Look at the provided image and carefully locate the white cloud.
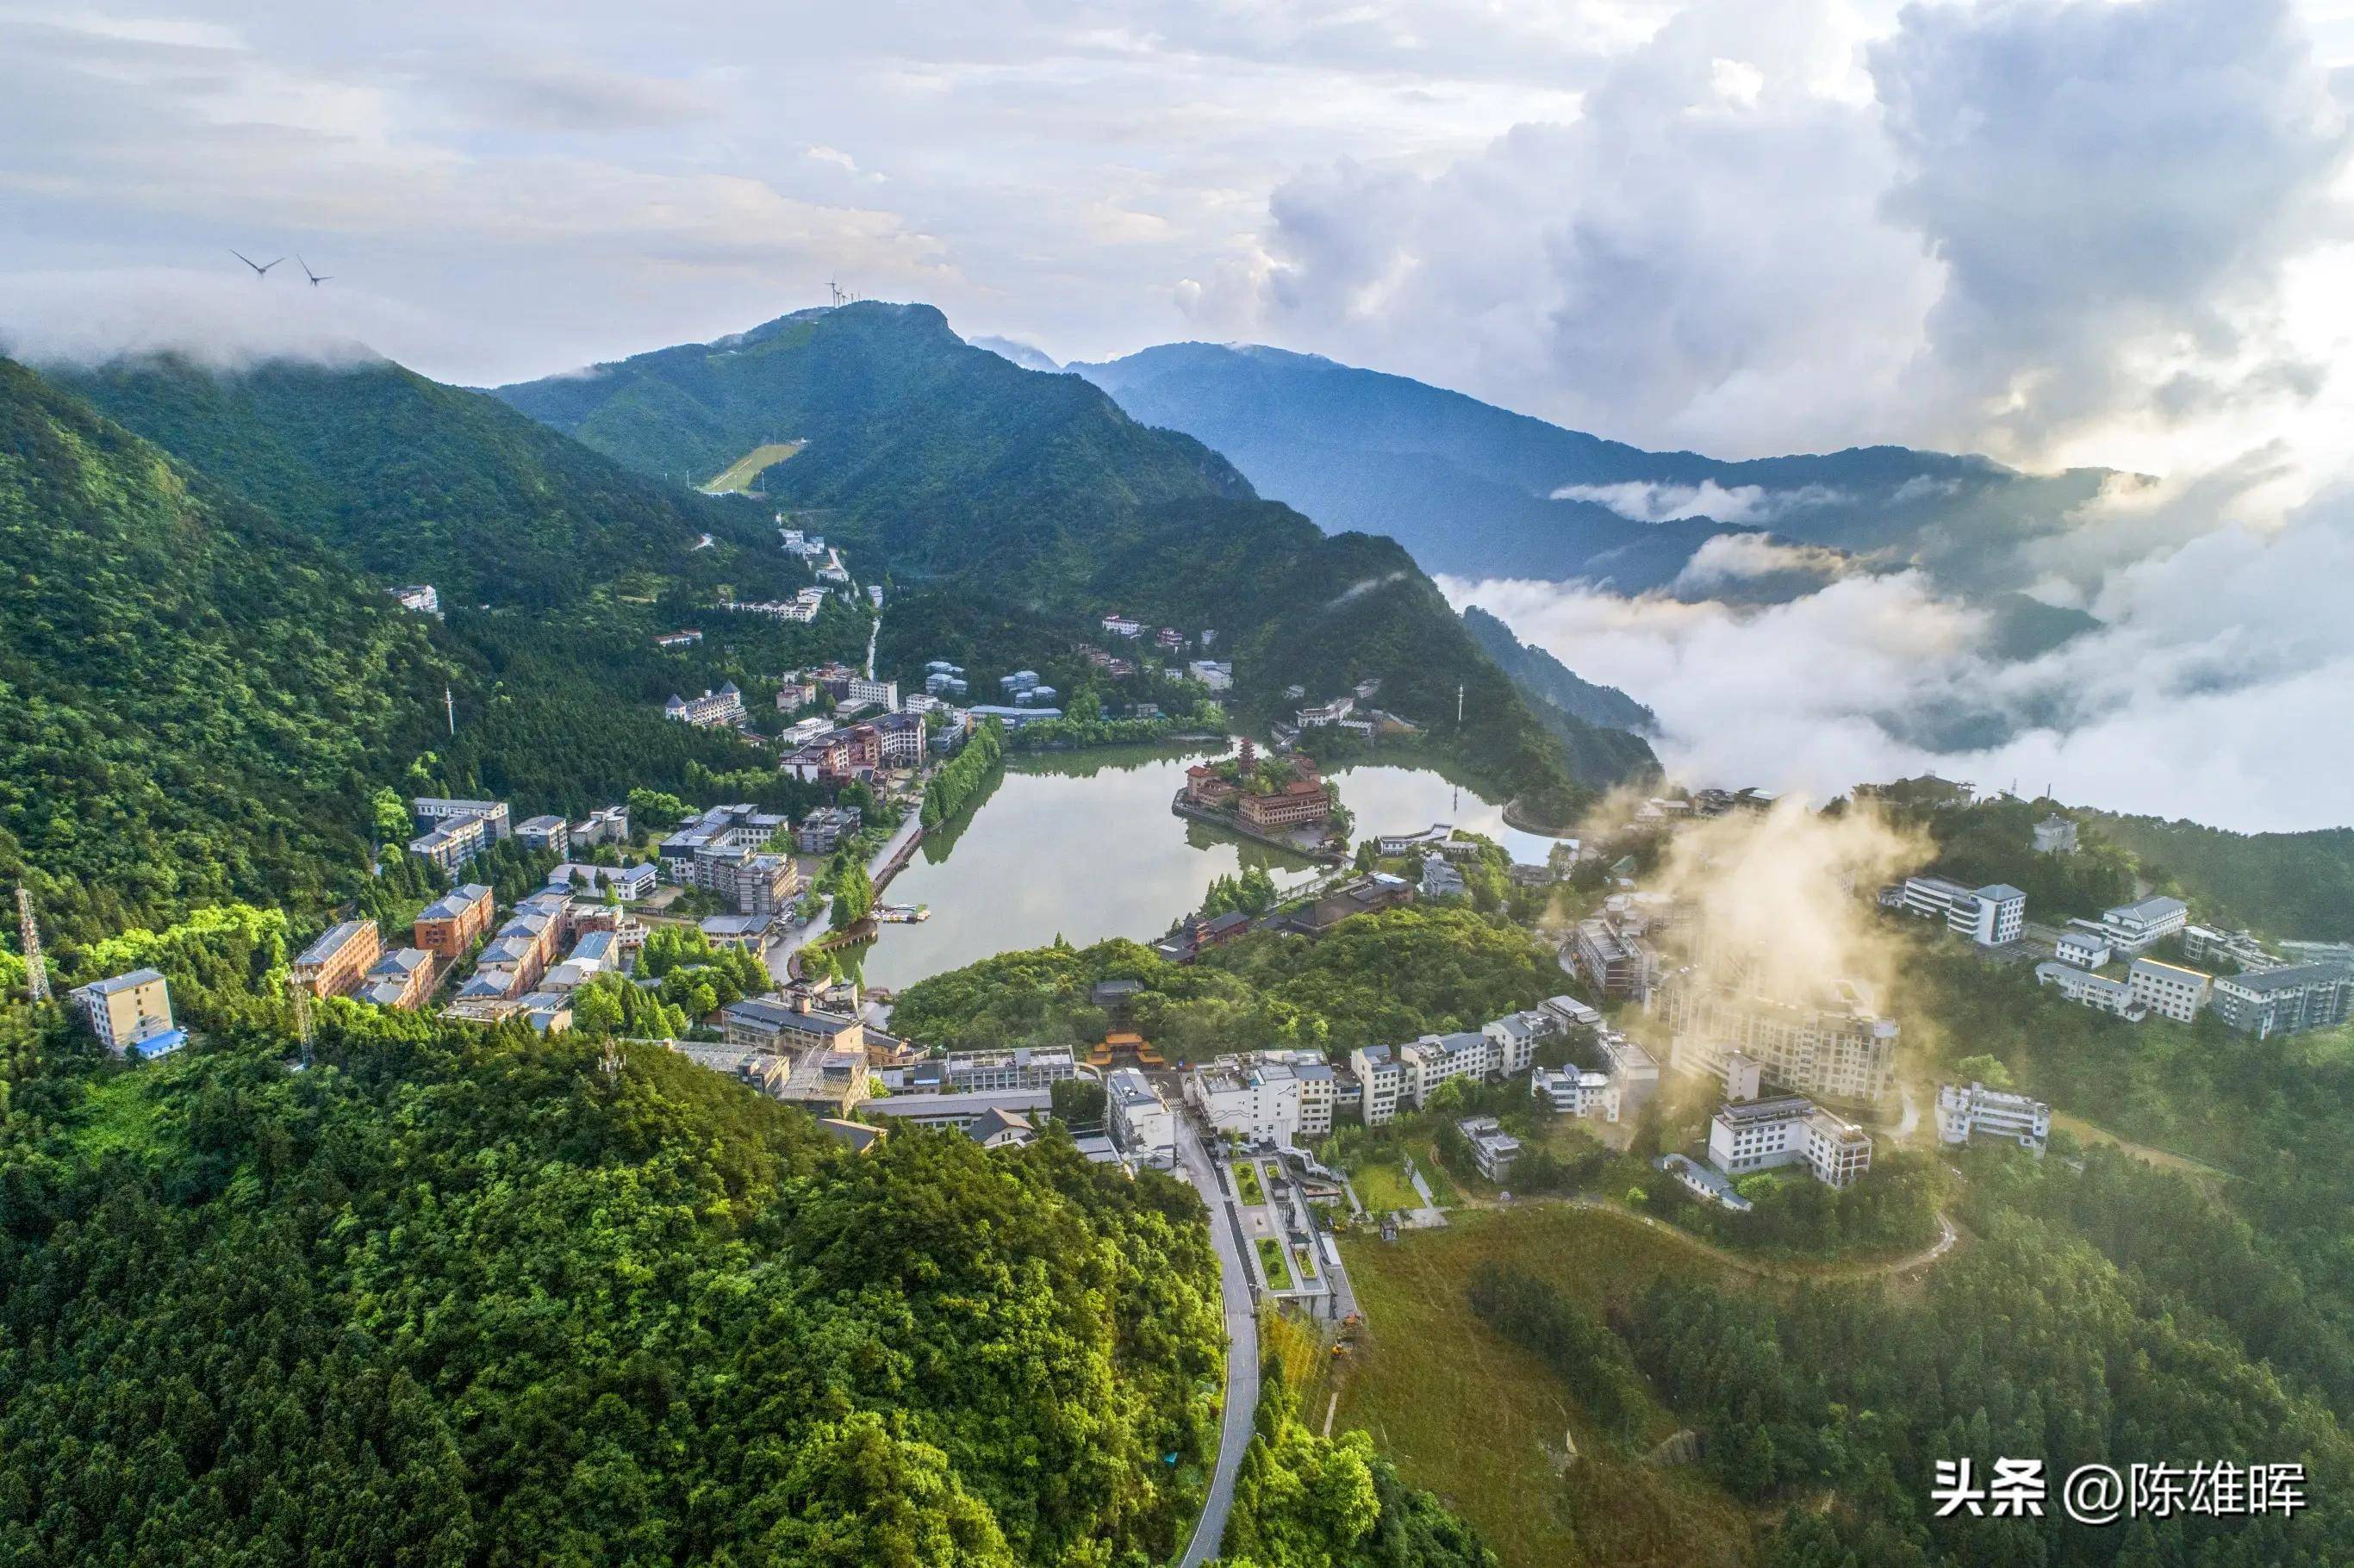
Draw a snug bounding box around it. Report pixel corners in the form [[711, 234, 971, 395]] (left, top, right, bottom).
[[1669, 532, 1848, 591], [1444, 482, 2354, 831], [1552, 477, 1849, 524]]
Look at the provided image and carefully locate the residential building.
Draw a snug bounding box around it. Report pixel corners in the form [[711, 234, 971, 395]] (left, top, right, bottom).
[[362, 948, 434, 1010], [1420, 856, 1467, 899], [1660, 971, 1900, 1105], [408, 812, 489, 873], [1457, 1117, 1522, 1182], [934, 1048, 1078, 1093], [414, 883, 495, 960], [660, 803, 788, 880], [2053, 922, 2114, 970], [1532, 1065, 1621, 1122], [545, 862, 657, 902], [1186, 659, 1233, 692], [874, 711, 927, 768], [1571, 914, 1659, 1000], [665, 685, 746, 727], [515, 814, 570, 857], [1348, 1045, 1408, 1126], [71, 968, 182, 1057], [413, 798, 511, 839], [470, 910, 560, 998], [292, 919, 381, 999], [1102, 613, 1143, 638], [2033, 816, 2080, 855], [2096, 895, 2190, 954], [2034, 960, 2145, 1021], [1186, 1057, 1305, 1147], [1894, 874, 2027, 946], [1706, 1095, 1874, 1188], [777, 681, 819, 712], [2209, 963, 2354, 1039], [572, 803, 631, 848], [847, 675, 899, 710], [1107, 1068, 1176, 1163], [720, 994, 868, 1055], [795, 806, 863, 854], [1936, 1081, 2051, 1154], [2127, 957, 2212, 1023], [2183, 924, 2280, 972], [389, 583, 440, 616]]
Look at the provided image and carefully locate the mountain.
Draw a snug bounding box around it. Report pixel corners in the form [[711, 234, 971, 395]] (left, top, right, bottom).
[[55, 354, 788, 611], [1460, 606, 1654, 734], [0, 357, 454, 943], [495, 302, 1656, 809], [970, 334, 1062, 372], [1072, 341, 2118, 600]]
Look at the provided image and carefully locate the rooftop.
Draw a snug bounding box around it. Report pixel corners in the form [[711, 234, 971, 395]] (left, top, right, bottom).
[[82, 967, 165, 995]]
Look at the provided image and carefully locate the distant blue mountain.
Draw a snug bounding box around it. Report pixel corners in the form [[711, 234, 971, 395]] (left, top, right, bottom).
[[1073, 342, 2117, 601]]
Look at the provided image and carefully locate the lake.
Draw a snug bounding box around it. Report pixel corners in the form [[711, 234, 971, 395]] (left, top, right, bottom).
[[845, 743, 1572, 992]]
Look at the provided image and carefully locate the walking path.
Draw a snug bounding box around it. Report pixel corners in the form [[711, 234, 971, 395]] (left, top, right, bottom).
[[1504, 1195, 1961, 1285], [1176, 1117, 1260, 1568]]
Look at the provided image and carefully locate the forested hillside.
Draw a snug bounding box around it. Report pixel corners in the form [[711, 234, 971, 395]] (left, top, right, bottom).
[[495, 302, 1619, 813], [0, 358, 453, 944], [2092, 815, 2354, 941], [0, 1002, 1227, 1565], [57, 354, 788, 610]]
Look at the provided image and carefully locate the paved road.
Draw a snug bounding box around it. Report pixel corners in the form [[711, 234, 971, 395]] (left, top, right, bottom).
[[1176, 1117, 1260, 1568]]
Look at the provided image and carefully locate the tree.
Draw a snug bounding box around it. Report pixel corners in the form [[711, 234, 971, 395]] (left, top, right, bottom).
[[1953, 1052, 2016, 1091]]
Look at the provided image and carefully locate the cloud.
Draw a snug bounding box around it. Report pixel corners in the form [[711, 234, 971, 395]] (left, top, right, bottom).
[[1193, 0, 2354, 498], [0, 268, 408, 370], [1668, 532, 1848, 592], [1552, 478, 1850, 524], [1442, 479, 2354, 832]]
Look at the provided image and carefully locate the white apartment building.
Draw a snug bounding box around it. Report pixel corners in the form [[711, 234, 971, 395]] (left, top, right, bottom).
[[2034, 960, 2144, 1019], [2054, 923, 2114, 969], [2096, 895, 2189, 954], [1935, 1081, 2051, 1154], [1896, 874, 2026, 946], [1706, 1095, 1874, 1189], [2183, 925, 2280, 973], [1348, 1045, 1408, 1126], [1531, 1065, 1621, 1122], [1107, 1068, 1175, 1163], [412, 797, 512, 839], [664, 685, 746, 727], [2033, 816, 2079, 855], [1660, 972, 1900, 1105], [1457, 1117, 1521, 1182], [1186, 1057, 1305, 1147], [2127, 957, 2211, 1023]]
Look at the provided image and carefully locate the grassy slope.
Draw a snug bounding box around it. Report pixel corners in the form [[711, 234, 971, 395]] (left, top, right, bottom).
[[1336, 1206, 1759, 1568], [702, 439, 804, 493]]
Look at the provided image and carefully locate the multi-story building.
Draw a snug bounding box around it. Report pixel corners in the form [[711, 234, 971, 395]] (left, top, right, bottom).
[[414, 882, 495, 960], [1532, 1065, 1620, 1121], [1894, 875, 2026, 946], [874, 711, 927, 768], [2182, 924, 2280, 973], [2210, 963, 2354, 1039], [1457, 1117, 1522, 1181], [2033, 816, 2079, 855], [361, 948, 435, 1010], [1936, 1081, 2052, 1154], [71, 968, 183, 1057], [795, 806, 864, 854], [408, 812, 489, 873], [1706, 1095, 1873, 1189], [720, 994, 868, 1055], [571, 803, 630, 848], [1186, 659, 1233, 692], [1236, 759, 1333, 832], [2095, 895, 2189, 954], [292, 918, 382, 999], [1572, 915, 1660, 1000], [931, 1048, 1077, 1093], [515, 814, 570, 857], [664, 685, 746, 727], [413, 798, 511, 839], [654, 629, 702, 649], [389, 583, 440, 616], [2054, 922, 2114, 969], [660, 803, 788, 879], [773, 1048, 870, 1115], [471, 909, 559, 997], [1101, 613, 1143, 638], [1348, 1045, 1408, 1126], [1295, 696, 1354, 728], [1107, 1068, 1176, 1163], [1660, 971, 1899, 1105], [2035, 959, 2144, 1020], [545, 862, 657, 902], [1420, 856, 1467, 899], [846, 675, 899, 710], [1186, 1057, 1305, 1147], [2127, 957, 2212, 1023]]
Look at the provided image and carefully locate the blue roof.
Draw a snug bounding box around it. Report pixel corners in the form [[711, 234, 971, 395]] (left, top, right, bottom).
[[128, 1028, 188, 1060]]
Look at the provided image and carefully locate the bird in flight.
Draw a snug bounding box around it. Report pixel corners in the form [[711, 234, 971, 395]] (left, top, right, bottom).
[[297, 255, 332, 287], [230, 249, 283, 278]]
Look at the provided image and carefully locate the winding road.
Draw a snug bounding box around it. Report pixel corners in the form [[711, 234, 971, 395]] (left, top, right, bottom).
[[1175, 1117, 1259, 1568]]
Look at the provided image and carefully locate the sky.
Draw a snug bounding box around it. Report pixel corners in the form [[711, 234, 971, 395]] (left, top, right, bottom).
[[5, 0, 2353, 830]]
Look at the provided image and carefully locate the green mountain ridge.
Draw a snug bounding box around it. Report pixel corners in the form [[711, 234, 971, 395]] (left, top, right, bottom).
[[0, 357, 455, 943], [494, 301, 1658, 805]]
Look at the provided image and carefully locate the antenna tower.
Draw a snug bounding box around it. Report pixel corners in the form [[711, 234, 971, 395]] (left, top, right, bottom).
[[600, 1038, 624, 1083], [16, 887, 49, 1004]]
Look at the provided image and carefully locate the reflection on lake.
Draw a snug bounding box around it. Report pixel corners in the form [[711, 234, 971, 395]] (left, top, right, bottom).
[[1329, 762, 1572, 866], [848, 744, 1573, 992], [851, 744, 1319, 991]]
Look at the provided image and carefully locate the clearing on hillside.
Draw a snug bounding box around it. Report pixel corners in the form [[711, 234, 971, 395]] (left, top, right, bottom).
[[701, 440, 805, 494], [1334, 1204, 1760, 1568]]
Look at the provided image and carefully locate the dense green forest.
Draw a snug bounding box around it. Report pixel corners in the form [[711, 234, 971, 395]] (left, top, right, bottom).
[[56, 354, 793, 610], [0, 358, 454, 947], [2092, 814, 2354, 941], [0, 999, 1227, 1565], [889, 905, 1555, 1060], [494, 302, 1614, 813]]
